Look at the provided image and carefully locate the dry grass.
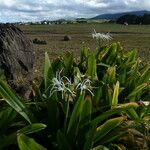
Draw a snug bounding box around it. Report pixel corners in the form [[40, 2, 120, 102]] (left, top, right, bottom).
[[19, 23, 150, 79]]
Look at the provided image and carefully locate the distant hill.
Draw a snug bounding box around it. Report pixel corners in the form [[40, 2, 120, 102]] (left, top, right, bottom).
[[91, 10, 150, 20]]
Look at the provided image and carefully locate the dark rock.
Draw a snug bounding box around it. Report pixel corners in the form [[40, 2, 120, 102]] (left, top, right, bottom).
[[33, 38, 47, 45], [63, 35, 72, 41], [0, 24, 35, 98]]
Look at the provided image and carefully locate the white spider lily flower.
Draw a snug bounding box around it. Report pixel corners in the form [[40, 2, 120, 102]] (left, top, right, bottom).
[[76, 78, 94, 96], [48, 71, 73, 99], [137, 100, 150, 106], [92, 29, 112, 41], [143, 101, 150, 106]]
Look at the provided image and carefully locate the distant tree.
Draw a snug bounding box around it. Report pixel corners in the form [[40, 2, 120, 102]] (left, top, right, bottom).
[[108, 20, 116, 23], [76, 20, 87, 23], [142, 14, 150, 24], [116, 14, 141, 24]]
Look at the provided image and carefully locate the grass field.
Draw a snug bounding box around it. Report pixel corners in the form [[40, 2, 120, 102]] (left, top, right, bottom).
[[1, 22, 149, 150], [19, 23, 150, 79]]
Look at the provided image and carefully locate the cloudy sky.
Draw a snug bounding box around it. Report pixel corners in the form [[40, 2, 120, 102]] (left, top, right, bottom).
[[0, 0, 150, 22]]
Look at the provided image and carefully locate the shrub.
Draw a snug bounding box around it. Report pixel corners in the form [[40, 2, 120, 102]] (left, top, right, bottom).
[[0, 42, 149, 150]]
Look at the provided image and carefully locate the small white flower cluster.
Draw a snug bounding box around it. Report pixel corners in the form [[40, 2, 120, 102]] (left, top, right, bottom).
[[48, 70, 94, 99], [76, 79, 94, 96], [92, 29, 112, 41], [48, 70, 73, 99]]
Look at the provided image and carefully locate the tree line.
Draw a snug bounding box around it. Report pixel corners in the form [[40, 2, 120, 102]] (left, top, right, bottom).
[[117, 14, 150, 24]]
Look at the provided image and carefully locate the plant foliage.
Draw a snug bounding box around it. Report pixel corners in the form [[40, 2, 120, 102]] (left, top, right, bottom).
[[0, 42, 149, 150]]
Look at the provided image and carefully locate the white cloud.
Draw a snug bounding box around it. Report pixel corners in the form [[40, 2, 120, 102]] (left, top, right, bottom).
[[1, 0, 18, 7], [0, 0, 150, 22]]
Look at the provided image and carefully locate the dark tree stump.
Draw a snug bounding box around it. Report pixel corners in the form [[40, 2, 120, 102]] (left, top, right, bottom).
[[0, 24, 35, 98]]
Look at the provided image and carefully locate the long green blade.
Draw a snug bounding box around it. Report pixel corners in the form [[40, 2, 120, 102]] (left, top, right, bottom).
[[94, 117, 125, 143], [17, 134, 47, 150], [128, 83, 147, 101], [91, 102, 138, 125], [18, 123, 47, 135], [86, 54, 98, 81], [44, 52, 54, 91], [112, 81, 119, 106], [92, 145, 109, 150], [57, 130, 71, 150], [0, 80, 33, 123], [67, 93, 85, 133]]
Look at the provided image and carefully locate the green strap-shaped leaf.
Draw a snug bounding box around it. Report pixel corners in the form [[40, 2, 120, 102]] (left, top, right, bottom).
[[18, 123, 47, 135], [44, 52, 51, 90], [126, 108, 139, 119], [47, 98, 59, 133], [80, 48, 89, 63], [86, 54, 98, 81], [91, 102, 138, 125], [101, 126, 125, 144], [17, 133, 47, 150], [80, 96, 92, 123], [44, 52, 55, 92], [32, 81, 44, 103], [57, 130, 71, 150], [0, 80, 34, 123], [94, 117, 125, 143], [0, 107, 16, 132], [128, 83, 147, 102], [96, 46, 110, 62], [0, 133, 17, 149], [138, 66, 150, 85], [83, 123, 97, 150], [125, 49, 137, 63], [67, 93, 85, 133], [103, 66, 116, 84], [63, 52, 74, 76], [92, 145, 109, 150], [106, 43, 117, 65], [128, 60, 140, 87], [112, 81, 119, 106]]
